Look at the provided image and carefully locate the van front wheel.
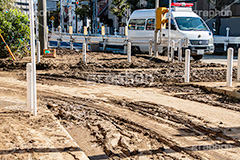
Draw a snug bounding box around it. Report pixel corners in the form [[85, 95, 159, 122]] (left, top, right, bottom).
[[192, 55, 203, 61], [131, 46, 141, 55]]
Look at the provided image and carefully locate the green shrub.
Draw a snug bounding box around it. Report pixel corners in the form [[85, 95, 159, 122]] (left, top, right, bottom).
[[0, 9, 30, 58]]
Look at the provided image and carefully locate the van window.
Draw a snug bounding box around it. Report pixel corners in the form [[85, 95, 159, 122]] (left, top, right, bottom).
[[146, 19, 155, 30], [128, 19, 145, 30], [175, 17, 209, 31]]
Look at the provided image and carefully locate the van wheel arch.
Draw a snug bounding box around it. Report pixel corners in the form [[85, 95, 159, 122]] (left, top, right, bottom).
[[131, 46, 141, 54]]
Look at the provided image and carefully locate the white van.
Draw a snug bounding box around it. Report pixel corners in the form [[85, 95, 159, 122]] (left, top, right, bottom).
[[127, 3, 214, 60]]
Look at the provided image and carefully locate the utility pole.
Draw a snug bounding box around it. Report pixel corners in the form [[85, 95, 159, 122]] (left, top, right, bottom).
[[60, 0, 64, 31], [154, 0, 159, 57], [68, 0, 72, 32], [38, 0, 47, 54], [168, 0, 172, 61], [34, 0, 38, 40], [75, 2, 78, 33], [92, 0, 98, 34]]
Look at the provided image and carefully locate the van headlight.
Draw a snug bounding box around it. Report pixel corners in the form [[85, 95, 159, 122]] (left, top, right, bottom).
[[209, 38, 214, 45]]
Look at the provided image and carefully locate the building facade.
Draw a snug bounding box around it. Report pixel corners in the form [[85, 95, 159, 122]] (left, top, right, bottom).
[[194, 0, 240, 36]]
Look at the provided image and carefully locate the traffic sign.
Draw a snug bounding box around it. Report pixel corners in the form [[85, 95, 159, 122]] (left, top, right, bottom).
[[50, 16, 55, 21]]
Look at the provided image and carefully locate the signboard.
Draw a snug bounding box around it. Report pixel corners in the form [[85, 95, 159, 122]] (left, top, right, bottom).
[[43, 49, 56, 58]]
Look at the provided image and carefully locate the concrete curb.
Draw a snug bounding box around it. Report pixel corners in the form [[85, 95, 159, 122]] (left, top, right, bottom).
[[189, 83, 240, 99], [57, 120, 90, 160]]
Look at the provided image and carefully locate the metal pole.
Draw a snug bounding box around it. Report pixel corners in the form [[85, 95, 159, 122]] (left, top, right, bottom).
[[83, 42, 87, 63], [168, 0, 172, 61], [29, 0, 37, 116], [224, 27, 230, 51], [58, 26, 61, 48], [60, 0, 64, 31], [92, 0, 98, 35], [238, 48, 240, 81], [185, 49, 190, 83], [37, 41, 40, 63], [154, 0, 159, 57], [75, 3, 78, 33], [171, 40, 175, 62], [34, 0, 38, 40], [227, 48, 234, 87], [95, 0, 98, 34], [38, 0, 47, 55], [68, 0, 72, 32], [51, 20, 54, 34], [149, 39, 153, 56]]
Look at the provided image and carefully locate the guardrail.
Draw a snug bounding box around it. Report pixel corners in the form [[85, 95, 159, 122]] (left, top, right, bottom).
[[48, 33, 188, 51], [48, 28, 188, 63]]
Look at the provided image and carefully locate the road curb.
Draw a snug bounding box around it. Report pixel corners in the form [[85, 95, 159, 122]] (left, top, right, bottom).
[[189, 83, 240, 99]]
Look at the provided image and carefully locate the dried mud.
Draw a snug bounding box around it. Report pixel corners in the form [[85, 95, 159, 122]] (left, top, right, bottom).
[[1, 48, 240, 159]]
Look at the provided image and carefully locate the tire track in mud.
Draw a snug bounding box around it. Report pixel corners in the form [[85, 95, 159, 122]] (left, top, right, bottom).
[[41, 95, 201, 159], [40, 93, 239, 160], [108, 100, 240, 146]]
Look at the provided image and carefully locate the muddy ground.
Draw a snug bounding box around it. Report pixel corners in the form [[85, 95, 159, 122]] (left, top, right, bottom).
[[0, 48, 240, 159]]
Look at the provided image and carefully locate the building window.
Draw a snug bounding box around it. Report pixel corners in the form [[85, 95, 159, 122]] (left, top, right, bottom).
[[128, 19, 145, 30], [146, 19, 155, 30]]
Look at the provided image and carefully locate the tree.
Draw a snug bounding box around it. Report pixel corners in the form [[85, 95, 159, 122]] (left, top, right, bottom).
[[127, 0, 156, 12], [0, 8, 30, 58], [0, 0, 14, 11], [75, 5, 92, 27], [126, 0, 141, 11], [110, 0, 129, 24], [75, 0, 93, 30]]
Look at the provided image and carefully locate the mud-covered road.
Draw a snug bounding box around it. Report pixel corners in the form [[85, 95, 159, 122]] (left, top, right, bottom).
[[0, 49, 240, 159]]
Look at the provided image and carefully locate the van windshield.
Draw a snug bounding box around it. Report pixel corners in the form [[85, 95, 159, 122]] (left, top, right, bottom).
[[175, 17, 209, 31]]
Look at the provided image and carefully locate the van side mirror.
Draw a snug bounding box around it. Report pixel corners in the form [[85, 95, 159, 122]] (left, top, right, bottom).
[[171, 24, 176, 30], [212, 22, 216, 32]]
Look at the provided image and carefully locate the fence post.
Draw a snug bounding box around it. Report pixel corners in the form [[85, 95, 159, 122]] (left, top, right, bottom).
[[82, 42, 87, 63], [69, 26, 73, 50], [227, 48, 234, 87], [124, 26, 128, 55], [185, 49, 191, 83], [238, 48, 240, 81], [103, 38, 107, 51], [124, 39, 127, 54], [37, 41, 40, 63], [102, 26, 106, 51], [171, 40, 175, 62], [27, 63, 33, 112], [224, 27, 230, 51], [178, 41, 182, 62], [127, 40, 131, 63], [58, 26, 61, 48], [149, 39, 153, 56]]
